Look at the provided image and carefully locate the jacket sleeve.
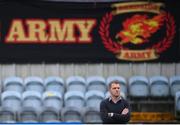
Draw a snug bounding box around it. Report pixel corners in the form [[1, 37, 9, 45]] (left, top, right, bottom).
[[100, 100, 113, 123], [112, 100, 131, 123]]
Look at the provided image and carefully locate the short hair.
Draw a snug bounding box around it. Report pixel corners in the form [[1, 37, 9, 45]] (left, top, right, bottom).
[[108, 80, 120, 89]]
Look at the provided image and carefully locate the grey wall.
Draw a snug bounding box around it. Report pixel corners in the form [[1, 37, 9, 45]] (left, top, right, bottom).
[[0, 63, 179, 79]]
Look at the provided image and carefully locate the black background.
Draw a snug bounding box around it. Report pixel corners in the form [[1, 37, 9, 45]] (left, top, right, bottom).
[[0, 0, 179, 63]]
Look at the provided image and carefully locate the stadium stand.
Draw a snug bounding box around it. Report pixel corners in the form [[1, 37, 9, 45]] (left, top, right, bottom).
[[66, 76, 86, 94], [1, 91, 21, 112], [0, 75, 179, 123], [64, 91, 85, 108], [0, 0, 179, 123], [149, 76, 170, 98], [22, 91, 42, 112], [61, 106, 82, 122], [24, 76, 44, 93], [0, 107, 16, 123], [175, 91, 180, 119], [129, 76, 149, 98], [86, 76, 107, 93], [3, 76, 24, 93], [40, 107, 60, 122], [170, 76, 180, 97], [18, 107, 39, 122], [42, 91, 63, 111], [85, 90, 104, 110], [83, 107, 102, 123], [44, 76, 65, 95]]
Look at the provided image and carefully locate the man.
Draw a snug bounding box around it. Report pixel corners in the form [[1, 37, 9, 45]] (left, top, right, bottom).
[[100, 80, 131, 124]]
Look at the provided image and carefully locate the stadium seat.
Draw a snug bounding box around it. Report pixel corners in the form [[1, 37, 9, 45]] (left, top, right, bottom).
[[129, 76, 149, 98], [18, 107, 39, 122], [85, 90, 104, 110], [175, 91, 180, 112], [40, 107, 60, 122], [83, 107, 102, 123], [44, 76, 65, 94], [22, 91, 42, 112], [61, 106, 82, 122], [107, 76, 127, 95], [86, 76, 107, 93], [64, 91, 85, 108], [24, 76, 44, 93], [3, 76, 24, 93], [170, 76, 180, 96], [1, 91, 21, 112], [0, 107, 16, 123], [66, 76, 86, 93], [149, 76, 170, 97], [42, 91, 63, 111]]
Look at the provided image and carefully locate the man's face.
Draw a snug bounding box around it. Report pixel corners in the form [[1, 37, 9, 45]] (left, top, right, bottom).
[[109, 83, 120, 97]]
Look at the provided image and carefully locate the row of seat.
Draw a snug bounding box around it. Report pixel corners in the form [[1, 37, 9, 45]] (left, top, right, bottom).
[[2, 89, 179, 111], [0, 90, 180, 122], [0, 90, 106, 112], [2, 75, 180, 97], [176, 91, 180, 113], [1, 90, 180, 123], [0, 106, 101, 123]]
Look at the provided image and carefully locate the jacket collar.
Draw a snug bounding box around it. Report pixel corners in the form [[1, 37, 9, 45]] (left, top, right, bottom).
[[109, 96, 122, 103]]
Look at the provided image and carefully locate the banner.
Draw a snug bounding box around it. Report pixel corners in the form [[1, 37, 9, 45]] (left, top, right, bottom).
[[0, 0, 179, 63]]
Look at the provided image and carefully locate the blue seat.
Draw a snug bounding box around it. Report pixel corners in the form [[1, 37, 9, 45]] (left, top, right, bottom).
[[85, 90, 104, 110], [24, 76, 44, 93], [40, 107, 60, 122], [42, 91, 63, 111], [22, 91, 42, 112], [86, 76, 107, 93], [18, 107, 39, 122], [44, 76, 65, 94], [83, 107, 102, 123], [0, 107, 16, 123], [1, 91, 21, 112], [175, 91, 180, 113], [150, 76, 169, 97], [66, 76, 86, 94], [170, 76, 180, 97], [107, 76, 127, 95], [3, 76, 24, 93], [64, 91, 85, 108], [61, 106, 82, 122], [129, 76, 149, 98]]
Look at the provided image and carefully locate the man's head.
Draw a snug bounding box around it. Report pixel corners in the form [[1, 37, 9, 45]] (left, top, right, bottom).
[[108, 80, 121, 98]]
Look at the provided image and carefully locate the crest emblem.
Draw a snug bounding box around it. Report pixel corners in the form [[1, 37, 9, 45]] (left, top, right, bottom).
[[99, 2, 176, 61]]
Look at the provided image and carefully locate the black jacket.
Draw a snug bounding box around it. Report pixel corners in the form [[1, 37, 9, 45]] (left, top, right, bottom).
[[100, 97, 131, 124]]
